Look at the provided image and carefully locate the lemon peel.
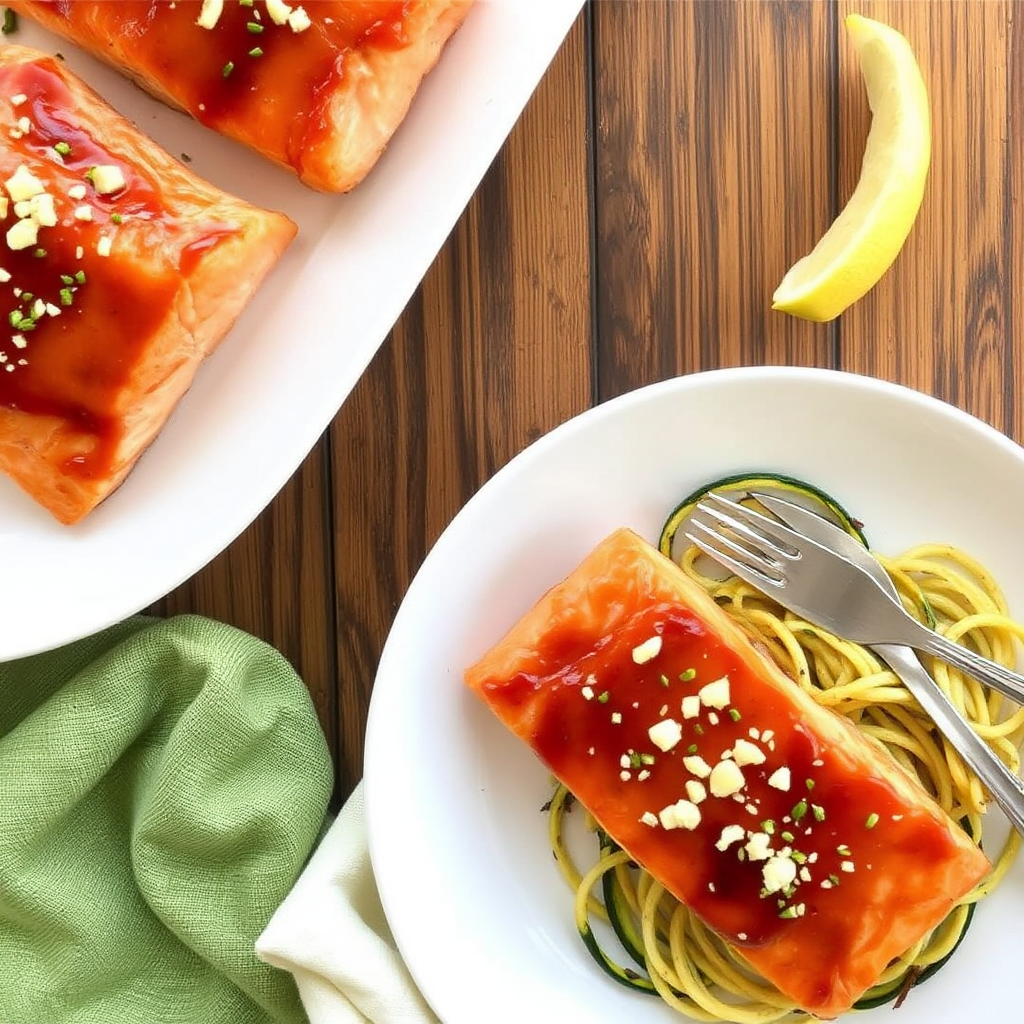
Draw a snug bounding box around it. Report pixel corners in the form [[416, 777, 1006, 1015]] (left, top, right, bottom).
[[772, 13, 931, 323]]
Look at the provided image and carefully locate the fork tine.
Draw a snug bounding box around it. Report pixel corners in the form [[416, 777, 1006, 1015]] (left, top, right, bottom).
[[702, 492, 804, 557], [684, 521, 786, 588], [692, 499, 795, 563]]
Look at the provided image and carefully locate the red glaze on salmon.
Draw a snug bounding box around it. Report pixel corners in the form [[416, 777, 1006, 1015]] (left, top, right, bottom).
[[465, 528, 990, 1018], [0, 46, 295, 523], [9, 0, 475, 192]]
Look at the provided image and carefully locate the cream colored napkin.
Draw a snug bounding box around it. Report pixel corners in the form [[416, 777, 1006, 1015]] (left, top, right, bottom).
[[256, 782, 438, 1024]]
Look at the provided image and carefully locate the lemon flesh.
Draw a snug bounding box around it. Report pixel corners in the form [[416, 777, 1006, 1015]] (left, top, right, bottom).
[[772, 14, 931, 322]]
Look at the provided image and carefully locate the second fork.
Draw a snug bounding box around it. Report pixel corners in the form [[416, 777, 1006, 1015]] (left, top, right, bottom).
[[686, 493, 1024, 707]]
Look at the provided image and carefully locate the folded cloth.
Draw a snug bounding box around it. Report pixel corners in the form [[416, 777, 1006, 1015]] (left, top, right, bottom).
[[256, 783, 437, 1024], [0, 614, 333, 1024]]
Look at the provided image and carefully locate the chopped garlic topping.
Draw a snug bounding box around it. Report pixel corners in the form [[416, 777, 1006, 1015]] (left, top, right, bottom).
[[698, 675, 730, 709], [29, 193, 56, 227], [91, 165, 126, 195], [744, 831, 772, 861], [680, 694, 700, 719], [761, 854, 798, 894], [715, 824, 745, 851], [640, 811, 658, 827], [196, 0, 224, 29], [731, 738, 766, 766], [5, 164, 44, 202], [767, 766, 792, 791], [684, 779, 706, 804], [96, 235, 112, 257], [288, 6, 311, 31], [6, 217, 37, 250], [648, 718, 682, 752], [265, 0, 292, 24], [709, 759, 745, 798], [659, 799, 701, 831], [682, 754, 712, 779], [632, 635, 662, 664]]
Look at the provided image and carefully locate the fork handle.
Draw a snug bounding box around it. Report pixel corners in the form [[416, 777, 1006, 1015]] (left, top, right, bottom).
[[873, 643, 1024, 837], [902, 619, 1024, 705]]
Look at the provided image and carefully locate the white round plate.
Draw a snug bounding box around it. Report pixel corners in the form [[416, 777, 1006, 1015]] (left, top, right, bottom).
[[365, 366, 1024, 1024], [0, 0, 583, 659]]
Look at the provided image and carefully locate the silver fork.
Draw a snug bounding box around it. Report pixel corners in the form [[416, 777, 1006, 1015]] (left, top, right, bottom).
[[686, 493, 1024, 706], [739, 492, 1024, 837]]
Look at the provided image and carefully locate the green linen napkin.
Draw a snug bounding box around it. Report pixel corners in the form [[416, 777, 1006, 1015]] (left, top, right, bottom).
[[0, 614, 333, 1024]]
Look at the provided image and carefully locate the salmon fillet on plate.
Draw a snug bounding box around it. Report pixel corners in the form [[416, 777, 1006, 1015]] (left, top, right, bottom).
[[0, 45, 295, 524], [7, 0, 476, 192], [466, 528, 991, 1019]]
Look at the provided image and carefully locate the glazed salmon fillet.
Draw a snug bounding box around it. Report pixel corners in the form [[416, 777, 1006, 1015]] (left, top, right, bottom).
[[465, 528, 991, 1018], [9, 0, 475, 193], [0, 45, 295, 524]]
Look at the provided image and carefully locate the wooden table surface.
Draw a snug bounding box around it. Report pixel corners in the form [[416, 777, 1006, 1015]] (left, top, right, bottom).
[[152, 0, 1024, 806]]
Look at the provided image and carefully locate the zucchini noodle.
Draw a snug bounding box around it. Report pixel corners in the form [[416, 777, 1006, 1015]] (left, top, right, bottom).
[[549, 531, 1024, 1022]]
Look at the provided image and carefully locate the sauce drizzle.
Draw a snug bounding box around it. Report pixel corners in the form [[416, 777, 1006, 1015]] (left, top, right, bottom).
[[0, 57, 225, 479], [485, 601, 960, 957]]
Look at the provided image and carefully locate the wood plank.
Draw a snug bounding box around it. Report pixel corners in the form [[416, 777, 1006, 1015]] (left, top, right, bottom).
[[327, 13, 593, 799], [1008, 0, 1024, 447], [591, 0, 838, 400], [836, 1, 1017, 440], [152, 435, 338, 762]]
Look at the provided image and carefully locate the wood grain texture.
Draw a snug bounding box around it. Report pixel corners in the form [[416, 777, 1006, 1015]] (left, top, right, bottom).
[[151, 435, 338, 761], [836, 1, 1018, 444], [327, 13, 592, 798], [591, 0, 838, 400]]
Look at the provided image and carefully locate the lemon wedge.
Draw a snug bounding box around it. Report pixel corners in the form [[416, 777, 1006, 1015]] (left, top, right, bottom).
[[772, 13, 931, 322]]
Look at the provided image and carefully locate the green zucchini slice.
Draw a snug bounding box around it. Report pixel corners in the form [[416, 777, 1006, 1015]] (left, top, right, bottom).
[[598, 833, 648, 971], [659, 472, 868, 564]]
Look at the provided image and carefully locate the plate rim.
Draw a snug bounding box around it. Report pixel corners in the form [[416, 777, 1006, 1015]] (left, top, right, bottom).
[[365, 365, 1024, 1023]]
